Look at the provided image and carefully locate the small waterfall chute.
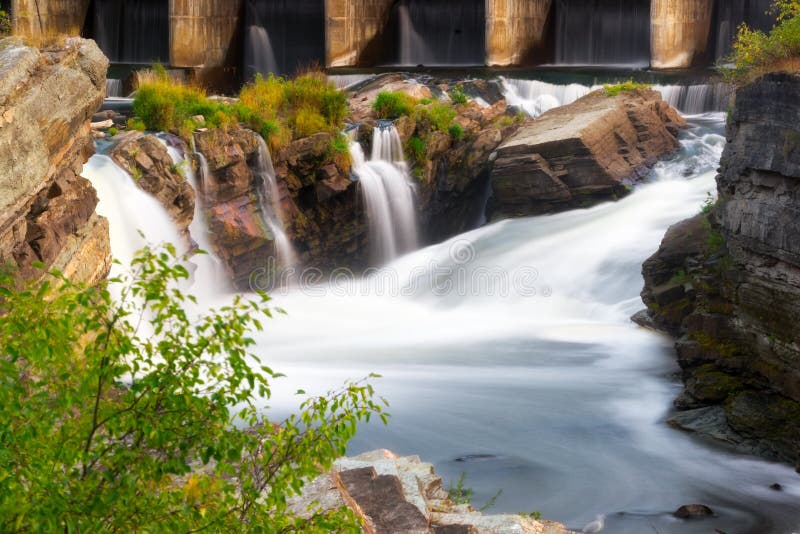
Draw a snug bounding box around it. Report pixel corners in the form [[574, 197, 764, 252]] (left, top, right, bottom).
[[351, 125, 418, 264], [653, 83, 733, 114], [253, 137, 298, 271], [501, 78, 600, 117]]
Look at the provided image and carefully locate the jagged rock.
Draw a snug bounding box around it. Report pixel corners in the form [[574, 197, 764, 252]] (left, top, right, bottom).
[[111, 134, 195, 234], [490, 88, 685, 219], [289, 450, 574, 534], [0, 37, 110, 286], [641, 73, 800, 464]]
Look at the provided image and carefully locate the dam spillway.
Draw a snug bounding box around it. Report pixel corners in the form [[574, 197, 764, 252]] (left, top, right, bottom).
[[8, 0, 779, 75]]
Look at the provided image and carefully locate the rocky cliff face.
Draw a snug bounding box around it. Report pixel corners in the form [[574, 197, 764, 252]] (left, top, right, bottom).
[[641, 73, 800, 465], [0, 38, 110, 286], [490, 88, 686, 220]]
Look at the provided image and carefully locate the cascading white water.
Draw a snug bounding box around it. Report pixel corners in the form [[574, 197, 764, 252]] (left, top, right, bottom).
[[245, 26, 279, 78], [653, 83, 733, 115], [351, 125, 418, 264], [502, 78, 599, 117], [253, 137, 298, 271], [328, 74, 377, 90], [105, 79, 123, 98], [232, 113, 800, 533], [502, 78, 732, 117]]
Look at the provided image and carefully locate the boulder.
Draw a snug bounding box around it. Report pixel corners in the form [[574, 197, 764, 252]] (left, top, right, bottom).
[[0, 37, 110, 286], [490, 88, 685, 219], [673, 504, 713, 519]]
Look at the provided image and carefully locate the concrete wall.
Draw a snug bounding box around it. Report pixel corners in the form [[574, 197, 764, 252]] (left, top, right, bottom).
[[486, 0, 552, 66], [651, 0, 714, 68], [325, 0, 393, 67], [12, 0, 90, 37], [169, 0, 242, 68]]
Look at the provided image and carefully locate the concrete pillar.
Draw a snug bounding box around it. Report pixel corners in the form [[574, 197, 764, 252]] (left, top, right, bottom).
[[12, 0, 90, 37], [326, 0, 394, 67], [169, 0, 242, 68], [651, 0, 714, 69], [486, 0, 552, 66]]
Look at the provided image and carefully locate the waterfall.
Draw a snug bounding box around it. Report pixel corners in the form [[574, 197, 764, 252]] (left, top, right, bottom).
[[243, 0, 325, 78], [502, 78, 600, 117], [653, 83, 733, 114], [90, 0, 169, 64], [711, 0, 776, 60], [105, 79, 123, 98], [502, 78, 733, 117], [351, 125, 418, 265], [388, 0, 485, 66], [553, 0, 651, 66], [253, 137, 298, 271], [328, 74, 377, 91]]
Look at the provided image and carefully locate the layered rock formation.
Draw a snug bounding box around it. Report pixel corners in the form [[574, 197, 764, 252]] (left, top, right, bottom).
[[489, 88, 685, 220], [291, 450, 574, 534], [111, 133, 196, 235], [0, 37, 110, 286], [640, 73, 800, 464], [188, 126, 365, 289]]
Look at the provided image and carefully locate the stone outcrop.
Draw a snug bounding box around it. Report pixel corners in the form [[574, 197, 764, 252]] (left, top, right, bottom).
[[191, 126, 365, 289], [0, 37, 110, 286], [640, 73, 800, 465], [290, 450, 574, 534], [489, 88, 685, 220], [111, 133, 196, 235]]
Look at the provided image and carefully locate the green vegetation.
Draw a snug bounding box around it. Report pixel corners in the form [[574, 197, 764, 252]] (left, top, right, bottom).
[[700, 193, 717, 216], [328, 132, 353, 173], [132, 69, 347, 152], [406, 135, 427, 164], [669, 269, 691, 285], [518, 511, 543, 521], [0, 244, 386, 532], [0, 10, 11, 35], [723, 0, 800, 84], [447, 472, 502, 512], [448, 123, 465, 141], [372, 91, 418, 119], [449, 85, 469, 105], [414, 102, 457, 133], [107, 126, 119, 137], [603, 80, 651, 97]]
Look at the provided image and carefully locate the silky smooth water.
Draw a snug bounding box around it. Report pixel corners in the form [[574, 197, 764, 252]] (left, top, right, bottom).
[[84, 114, 800, 532], [241, 114, 800, 533]]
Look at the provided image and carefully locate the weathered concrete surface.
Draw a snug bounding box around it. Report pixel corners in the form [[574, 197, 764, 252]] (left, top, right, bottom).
[[0, 37, 110, 285], [486, 0, 552, 66], [11, 0, 91, 38], [490, 88, 685, 219], [326, 0, 394, 67], [651, 0, 714, 69], [641, 73, 800, 465]]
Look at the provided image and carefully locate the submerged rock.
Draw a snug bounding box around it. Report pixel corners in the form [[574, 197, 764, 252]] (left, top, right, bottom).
[[490, 88, 685, 219], [673, 504, 714, 519], [0, 37, 110, 285]]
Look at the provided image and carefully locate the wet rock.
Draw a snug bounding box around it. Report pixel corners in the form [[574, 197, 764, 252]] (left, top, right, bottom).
[[673, 504, 713, 519], [641, 73, 800, 465], [490, 88, 685, 219], [111, 133, 195, 234], [770, 483, 782, 491]]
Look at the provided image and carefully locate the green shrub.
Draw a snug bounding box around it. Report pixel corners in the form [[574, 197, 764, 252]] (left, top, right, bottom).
[[406, 135, 427, 163], [328, 132, 353, 173], [0, 244, 387, 532], [414, 103, 457, 133], [293, 107, 328, 138], [449, 85, 468, 105], [603, 80, 651, 97], [107, 126, 119, 137], [723, 1, 800, 84], [448, 123, 464, 141], [0, 10, 11, 35], [373, 91, 417, 119]]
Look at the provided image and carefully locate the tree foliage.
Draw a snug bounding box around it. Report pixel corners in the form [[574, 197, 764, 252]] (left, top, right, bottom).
[[0, 244, 387, 532]]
